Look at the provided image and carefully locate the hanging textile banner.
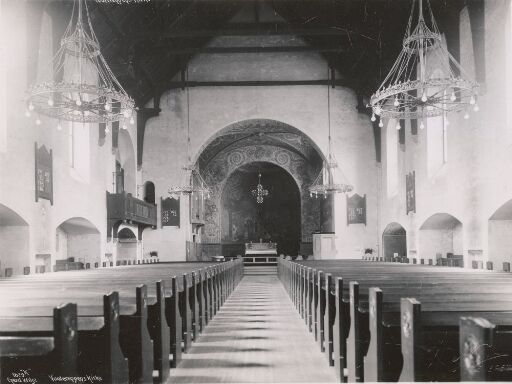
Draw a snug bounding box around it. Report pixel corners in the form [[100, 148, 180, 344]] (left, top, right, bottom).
[[406, 171, 416, 214], [347, 193, 366, 225], [35, 142, 53, 205], [161, 197, 180, 227]]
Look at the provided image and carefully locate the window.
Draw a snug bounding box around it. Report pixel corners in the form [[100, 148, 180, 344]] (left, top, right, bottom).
[[386, 119, 399, 197], [69, 122, 90, 182], [0, 3, 5, 153], [115, 161, 124, 193], [144, 181, 155, 204], [426, 112, 448, 178]]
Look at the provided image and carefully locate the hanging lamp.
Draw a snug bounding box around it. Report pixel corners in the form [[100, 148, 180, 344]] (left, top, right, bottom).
[[26, 0, 135, 125], [369, 0, 479, 126], [309, 75, 353, 198], [251, 173, 269, 204], [168, 71, 211, 198]]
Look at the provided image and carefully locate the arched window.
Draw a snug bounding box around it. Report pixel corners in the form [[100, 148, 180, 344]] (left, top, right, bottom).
[[386, 119, 399, 197], [115, 161, 124, 193], [144, 181, 155, 204]]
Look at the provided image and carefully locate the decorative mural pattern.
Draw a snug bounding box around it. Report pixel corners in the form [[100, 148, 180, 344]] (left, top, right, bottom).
[[201, 144, 320, 243]]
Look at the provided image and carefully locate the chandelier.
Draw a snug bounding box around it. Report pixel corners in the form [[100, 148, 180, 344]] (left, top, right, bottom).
[[26, 0, 135, 125], [369, 0, 479, 127], [168, 166, 211, 198], [309, 73, 353, 199], [252, 173, 269, 204], [168, 70, 211, 198]]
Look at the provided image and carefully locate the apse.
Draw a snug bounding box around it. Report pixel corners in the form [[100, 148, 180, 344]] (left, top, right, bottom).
[[221, 162, 301, 256]]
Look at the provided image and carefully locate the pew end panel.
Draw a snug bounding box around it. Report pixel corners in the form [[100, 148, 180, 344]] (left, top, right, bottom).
[[0, 303, 78, 382], [147, 280, 171, 384], [460, 316, 512, 382]]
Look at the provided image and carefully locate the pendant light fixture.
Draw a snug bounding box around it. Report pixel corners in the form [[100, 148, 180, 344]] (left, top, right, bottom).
[[309, 69, 353, 198]]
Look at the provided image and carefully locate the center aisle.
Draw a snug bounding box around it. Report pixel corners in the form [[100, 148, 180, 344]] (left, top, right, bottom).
[[167, 275, 337, 383]]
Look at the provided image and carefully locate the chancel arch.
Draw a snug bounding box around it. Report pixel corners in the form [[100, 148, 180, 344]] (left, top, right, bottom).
[[382, 222, 407, 261], [196, 119, 326, 258], [488, 199, 512, 270], [56, 217, 100, 268], [0, 204, 29, 276], [419, 213, 463, 265]]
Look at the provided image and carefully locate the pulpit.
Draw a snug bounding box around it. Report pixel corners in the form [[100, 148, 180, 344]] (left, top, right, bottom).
[[244, 241, 277, 265]]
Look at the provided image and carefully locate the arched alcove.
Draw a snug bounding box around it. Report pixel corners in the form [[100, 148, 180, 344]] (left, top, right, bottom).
[[419, 213, 463, 263], [0, 204, 29, 276], [56, 217, 100, 268], [117, 227, 137, 263], [382, 222, 407, 261], [196, 119, 324, 256], [221, 162, 301, 256], [488, 199, 512, 269]]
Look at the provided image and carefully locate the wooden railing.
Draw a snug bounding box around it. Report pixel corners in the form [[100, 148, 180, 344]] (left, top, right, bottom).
[[107, 192, 157, 238]]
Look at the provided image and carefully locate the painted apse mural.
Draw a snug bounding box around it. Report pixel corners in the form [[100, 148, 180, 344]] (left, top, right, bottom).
[[221, 162, 301, 255], [196, 119, 324, 256]]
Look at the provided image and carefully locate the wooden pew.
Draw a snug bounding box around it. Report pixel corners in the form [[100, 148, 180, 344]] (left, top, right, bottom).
[[0, 260, 243, 383], [0, 303, 78, 382], [280, 259, 512, 382]]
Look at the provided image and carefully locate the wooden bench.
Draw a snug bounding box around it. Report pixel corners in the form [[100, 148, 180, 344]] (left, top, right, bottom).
[[0, 303, 78, 381], [279, 259, 512, 382], [0, 260, 243, 383]]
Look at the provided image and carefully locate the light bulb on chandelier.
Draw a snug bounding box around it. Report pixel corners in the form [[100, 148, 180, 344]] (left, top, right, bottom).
[[369, 0, 479, 126], [396, 122, 401, 130], [379, 119, 384, 128], [25, 0, 135, 125]]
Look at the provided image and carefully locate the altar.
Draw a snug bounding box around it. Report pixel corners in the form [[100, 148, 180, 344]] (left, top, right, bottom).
[[244, 241, 278, 265]]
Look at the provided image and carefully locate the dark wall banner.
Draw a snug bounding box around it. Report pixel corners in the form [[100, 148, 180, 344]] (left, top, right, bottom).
[[406, 171, 416, 214], [161, 196, 180, 227], [347, 193, 366, 225], [35, 142, 53, 205]]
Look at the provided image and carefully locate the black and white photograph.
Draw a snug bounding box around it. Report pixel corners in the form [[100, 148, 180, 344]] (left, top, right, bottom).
[[0, 0, 511, 382]]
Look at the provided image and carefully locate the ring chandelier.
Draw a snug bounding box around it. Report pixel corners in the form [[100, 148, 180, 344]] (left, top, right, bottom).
[[25, 0, 135, 126], [369, 0, 479, 129]]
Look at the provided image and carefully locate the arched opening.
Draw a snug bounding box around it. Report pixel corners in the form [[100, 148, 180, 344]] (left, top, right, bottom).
[[195, 119, 324, 259], [117, 227, 137, 263], [488, 199, 512, 270], [221, 162, 301, 256], [56, 217, 100, 270], [419, 213, 463, 265], [382, 222, 406, 261], [144, 181, 155, 204], [0, 204, 29, 276]]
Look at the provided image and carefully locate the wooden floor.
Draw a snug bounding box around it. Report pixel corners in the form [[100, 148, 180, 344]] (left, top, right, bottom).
[[167, 275, 338, 383]]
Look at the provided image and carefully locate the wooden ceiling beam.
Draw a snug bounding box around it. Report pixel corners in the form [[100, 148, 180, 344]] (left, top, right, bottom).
[[165, 79, 348, 88], [130, 24, 350, 40], [93, 4, 156, 101], [138, 45, 347, 55]]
